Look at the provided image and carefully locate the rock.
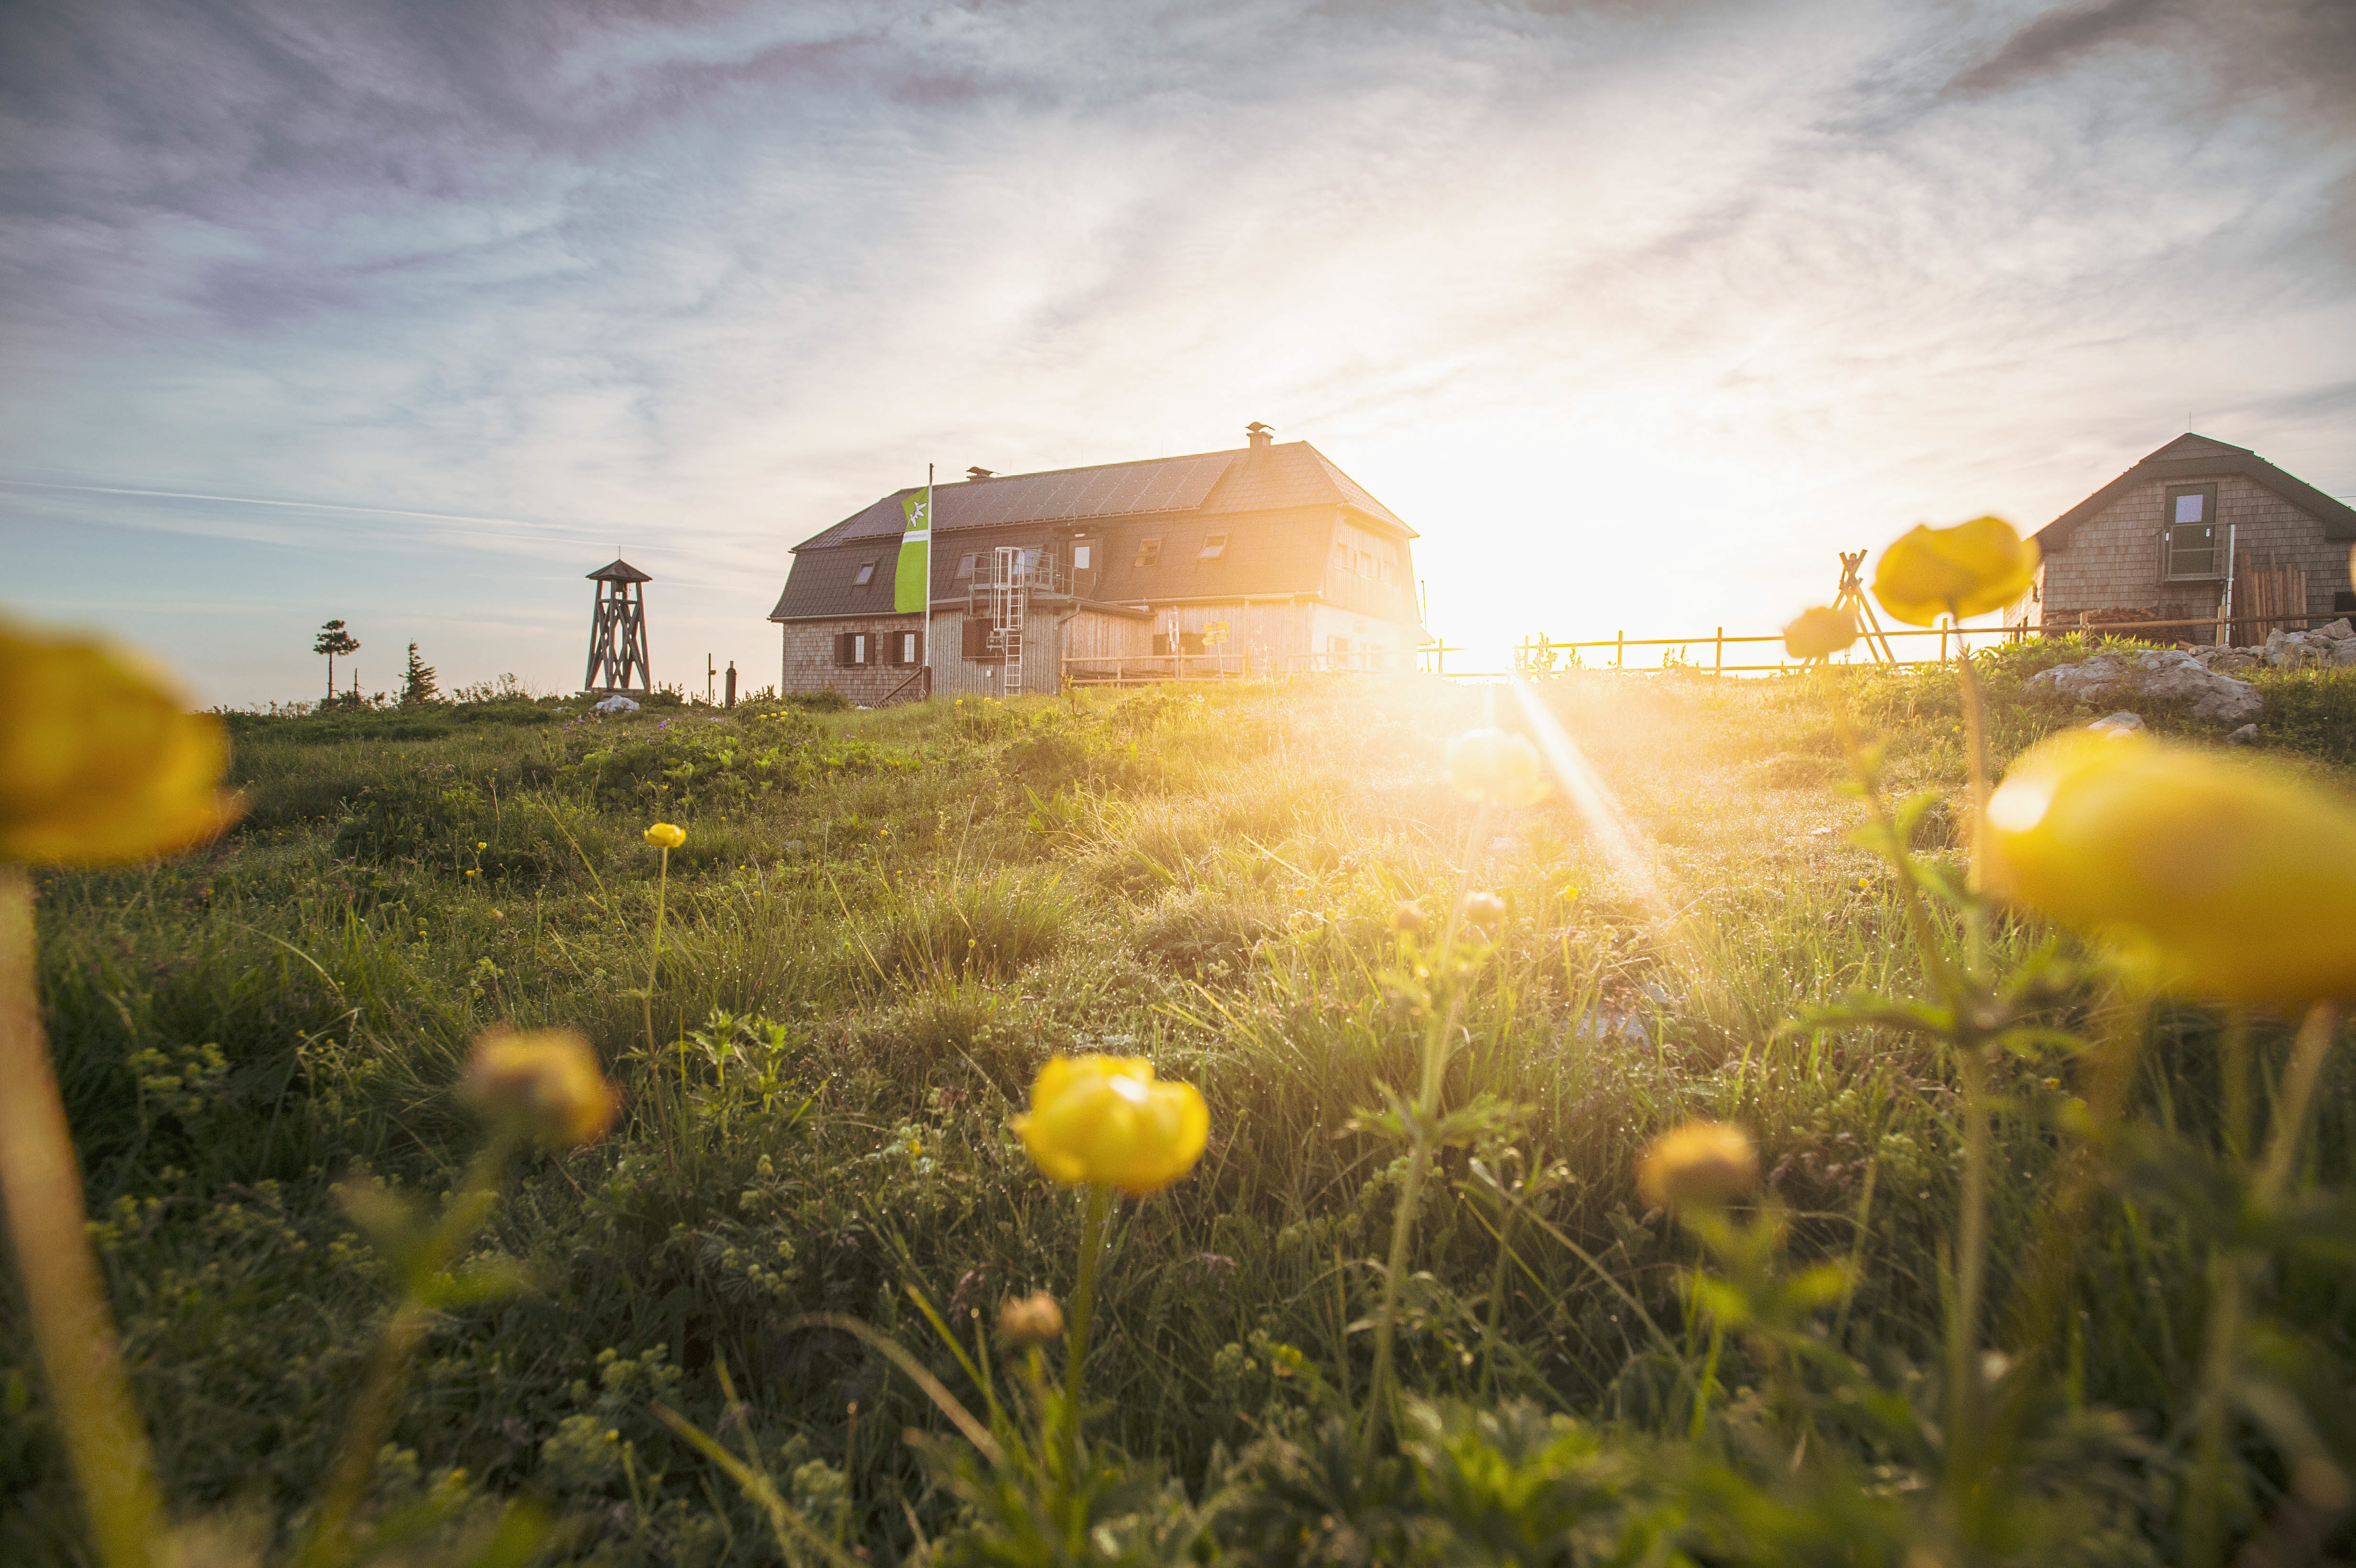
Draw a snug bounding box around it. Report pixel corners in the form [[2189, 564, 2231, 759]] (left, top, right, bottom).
[[2312, 618, 2353, 642], [2024, 649, 2263, 725], [2339, 640, 2356, 666], [594, 695, 641, 713], [2194, 647, 2260, 674], [2086, 711, 2144, 736], [2226, 724, 2260, 745]]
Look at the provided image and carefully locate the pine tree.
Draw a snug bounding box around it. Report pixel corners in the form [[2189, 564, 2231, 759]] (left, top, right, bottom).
[[313, 620, 360, 701], [402, 642, 439, 706]]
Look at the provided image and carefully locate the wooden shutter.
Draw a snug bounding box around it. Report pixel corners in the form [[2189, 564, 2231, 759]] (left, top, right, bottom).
[[963, 617, 991, 661], [834, 632, 851, 667]]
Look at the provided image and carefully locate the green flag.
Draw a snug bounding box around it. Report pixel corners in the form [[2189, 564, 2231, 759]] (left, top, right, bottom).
[[894, 488, 931, 614]]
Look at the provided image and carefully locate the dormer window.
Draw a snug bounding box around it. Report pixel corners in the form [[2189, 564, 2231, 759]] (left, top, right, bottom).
[[1071, 544, 1092, 570], [1137, 537, 1163, 566], [955, 553, 977, 579], [2163, 484, 2222, 580], [852, 560, 877, 586], [1198, 533, 1228, 560]]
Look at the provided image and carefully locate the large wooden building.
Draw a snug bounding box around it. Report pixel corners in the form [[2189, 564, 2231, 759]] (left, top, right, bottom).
[[2008, 433, 2356, 637], [766, 425, 1426, 701]]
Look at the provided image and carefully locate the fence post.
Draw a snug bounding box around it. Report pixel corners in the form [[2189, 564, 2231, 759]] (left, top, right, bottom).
[[1616, 630, 1624, 670], [1714, 627, 1723, 675]]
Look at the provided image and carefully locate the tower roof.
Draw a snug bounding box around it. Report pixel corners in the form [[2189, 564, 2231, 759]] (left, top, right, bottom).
[[588, 558, 652, 582]]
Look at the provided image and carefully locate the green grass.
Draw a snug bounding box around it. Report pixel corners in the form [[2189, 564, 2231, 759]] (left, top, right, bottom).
[[5, 667, 2352, 1564]]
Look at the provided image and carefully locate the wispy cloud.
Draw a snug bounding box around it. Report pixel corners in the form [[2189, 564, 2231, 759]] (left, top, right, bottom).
[[2, 0, 2350, 699]]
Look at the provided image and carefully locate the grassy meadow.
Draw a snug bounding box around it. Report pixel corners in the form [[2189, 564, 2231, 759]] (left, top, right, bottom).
[[6, 647, 2354, 1565]]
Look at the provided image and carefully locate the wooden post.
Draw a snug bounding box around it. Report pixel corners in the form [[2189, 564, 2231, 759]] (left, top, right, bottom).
[[1615, 630, 1624, 670], [1714, 627, 1723, 675]]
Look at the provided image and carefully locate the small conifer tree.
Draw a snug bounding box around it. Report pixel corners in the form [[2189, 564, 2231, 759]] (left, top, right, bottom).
[[313, 620, 359, 701], [401, 642, 439, 706]]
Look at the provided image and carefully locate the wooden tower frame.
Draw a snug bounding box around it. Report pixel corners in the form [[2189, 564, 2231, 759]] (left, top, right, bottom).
[[585, 559, 654, 696]]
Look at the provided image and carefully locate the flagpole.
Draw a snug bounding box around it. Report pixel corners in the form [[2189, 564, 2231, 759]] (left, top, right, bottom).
[[924, 463, 934, 699]]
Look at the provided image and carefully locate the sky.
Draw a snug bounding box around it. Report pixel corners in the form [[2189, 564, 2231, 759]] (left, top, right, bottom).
[[3, 0, 2353, 704]]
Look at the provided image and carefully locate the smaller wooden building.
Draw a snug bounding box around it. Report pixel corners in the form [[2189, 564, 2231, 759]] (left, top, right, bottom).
[[2009, 434, 2356, 639], [765, 425, 1426, 701]]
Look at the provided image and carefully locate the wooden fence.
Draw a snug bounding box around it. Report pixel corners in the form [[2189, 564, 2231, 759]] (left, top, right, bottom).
[[1493, 610, 2343, 678]]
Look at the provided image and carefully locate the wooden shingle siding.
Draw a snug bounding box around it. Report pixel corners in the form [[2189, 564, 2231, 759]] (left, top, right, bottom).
[[2035, 473, 2352, 626]]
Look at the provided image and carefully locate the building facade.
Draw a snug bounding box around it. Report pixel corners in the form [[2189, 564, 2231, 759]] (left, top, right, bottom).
[[766, 425, 1427, 700], [2011, 433, 2356, 638]]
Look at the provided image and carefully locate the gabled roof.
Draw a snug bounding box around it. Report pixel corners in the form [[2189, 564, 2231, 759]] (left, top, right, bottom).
[[2035, 433, 2356, 549], [789, 439, 1410, 554]]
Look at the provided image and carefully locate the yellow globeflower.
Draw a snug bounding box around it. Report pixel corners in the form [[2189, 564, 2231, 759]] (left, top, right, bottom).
[[1871, 516, 2038, 627], [1446, 728, 1545, 807], [1013, 1055, 1209, 1197], [462, 1028, 618, 1148], [0, 620, 238, 866], [1782, 606, 1858, 661], [1637, 1120, 1758, 1210], [1984, 731, 2356, 1006], [644, 822, 686, 849]]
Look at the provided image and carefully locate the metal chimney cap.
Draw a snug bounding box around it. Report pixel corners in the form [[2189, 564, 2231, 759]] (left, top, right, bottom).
[[965, 466, 996, 481]]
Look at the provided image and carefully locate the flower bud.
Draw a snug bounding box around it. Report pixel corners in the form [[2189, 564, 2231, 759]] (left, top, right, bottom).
[[1392, 901, 1428, 933], [644, 822, 686, 849], [1462, 891, 1506, 928], [1781, 606, 1858, 661], [998, 1291, 1065, 1347], [463, 1029, 618, 1148], [1445, 729, 1545, 807], [1637, 1121, 1758, 1210]]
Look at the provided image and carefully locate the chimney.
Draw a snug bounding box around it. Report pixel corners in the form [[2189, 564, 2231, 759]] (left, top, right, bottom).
[[965, 466, 995, 481], [1245, 421, 1273, 452]]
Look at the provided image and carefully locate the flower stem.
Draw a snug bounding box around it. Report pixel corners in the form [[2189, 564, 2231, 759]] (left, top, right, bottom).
[[0, 865, 164, 1568], [1060, 1182, 1112, 1552]]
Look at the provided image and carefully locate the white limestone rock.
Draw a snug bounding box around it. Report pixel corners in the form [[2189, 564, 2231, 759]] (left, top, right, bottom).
[[2024, 650, 2263, 725], [2226, 724, 2260, 745], [2086, 711, 2145, 736]]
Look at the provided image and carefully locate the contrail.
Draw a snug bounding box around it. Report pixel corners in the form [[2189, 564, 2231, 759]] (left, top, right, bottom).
[[0, 477, 579, 535]]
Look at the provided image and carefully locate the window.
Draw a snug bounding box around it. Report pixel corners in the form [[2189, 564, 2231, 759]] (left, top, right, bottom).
[[834, 632, 870, 667], [1137, 537, 1163, 566], [852, 561, 877, 587], [1328, 635, 1350, 653], [955, 553, 977, 579], [1379, 558, 1396, 585], [2163, 484, 2222, 580], [1152, 633, 1170, 656], [1071, 544, 1092, 570], [892, 631, 921, 666], [1332, 542, 1350, 570], [1179, 631, 1207, 655], [1198, 533, 1228, 560]]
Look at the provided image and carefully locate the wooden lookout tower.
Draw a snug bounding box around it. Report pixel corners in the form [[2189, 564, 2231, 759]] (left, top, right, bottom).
[[584, 559, 654, 697]]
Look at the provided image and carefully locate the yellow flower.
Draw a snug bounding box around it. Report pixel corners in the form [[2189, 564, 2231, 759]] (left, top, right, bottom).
[[1781, 606, 1858, 661], [644, 822, 686, 849], [1012, 1056, 1208, 1197], [1984, 731, 2356, 1006], [1445, 728, 1545, 807], [462, 1028, 618, 1148], [1636, 1121, 1758, 1210], [998, 1291, 1065, 1346], [1871, 516, 2038, 627], [0, 620, 239, 866]]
